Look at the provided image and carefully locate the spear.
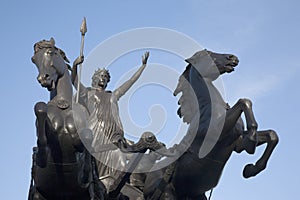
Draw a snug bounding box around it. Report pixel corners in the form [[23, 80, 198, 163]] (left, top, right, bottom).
[[76, 17, 87, 103]]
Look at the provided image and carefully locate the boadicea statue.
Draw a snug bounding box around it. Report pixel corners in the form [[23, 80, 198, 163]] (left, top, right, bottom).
[[28, 38, 164, 200], [28, 19, 278, 200], [28, 19, 165, 200], [143, 49, 279, 200]]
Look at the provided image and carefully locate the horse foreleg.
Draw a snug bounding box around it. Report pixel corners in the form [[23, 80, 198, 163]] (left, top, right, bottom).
[[224, 98, 258, 154], [241, 130, 279, 178], [34, 102, 48, 168]]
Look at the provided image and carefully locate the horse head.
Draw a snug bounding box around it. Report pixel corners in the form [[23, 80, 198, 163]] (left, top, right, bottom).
[[31, 38, 70, 91], [185, 49, 239, 81]]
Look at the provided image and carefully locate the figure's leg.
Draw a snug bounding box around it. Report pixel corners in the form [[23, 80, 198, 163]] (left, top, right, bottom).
[[34, 102, 48, 168], [223, 98, 258, 154], [235, 130, 279, 178]]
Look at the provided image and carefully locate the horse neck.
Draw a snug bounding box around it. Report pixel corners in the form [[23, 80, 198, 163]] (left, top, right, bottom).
[[189, 69, 211, 110], [187, 72, 228, 157], [204, 79, 226, 106], [190, 69, 226, 110], [50, 69, 73, 103]]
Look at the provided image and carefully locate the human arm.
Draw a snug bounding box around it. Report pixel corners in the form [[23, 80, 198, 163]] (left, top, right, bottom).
[[71, 56, 83, 86], [72, 56, 88, 92], [113, 51, 149, 100], [72, 56, 88, 105]]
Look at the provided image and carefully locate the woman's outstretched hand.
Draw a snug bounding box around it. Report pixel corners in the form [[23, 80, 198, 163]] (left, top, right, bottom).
[[142, 51, 150, 65]]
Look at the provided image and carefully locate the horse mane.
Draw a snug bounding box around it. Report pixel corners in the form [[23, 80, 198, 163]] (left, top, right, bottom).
[[174, 64, 199, 124], [34, 39, 71, 70]]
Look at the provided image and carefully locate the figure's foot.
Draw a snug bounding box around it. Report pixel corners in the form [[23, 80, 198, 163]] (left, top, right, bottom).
[[243, 129, 258, 154]]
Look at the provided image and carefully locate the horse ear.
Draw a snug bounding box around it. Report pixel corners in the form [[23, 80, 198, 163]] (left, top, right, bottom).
[[50, 37, 55, 47], [185, 51, 204, 65]]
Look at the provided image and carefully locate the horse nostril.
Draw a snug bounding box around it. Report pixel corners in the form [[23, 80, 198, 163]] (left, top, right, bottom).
[[37, 74, 50, 83], [37, 76, 42, 83]]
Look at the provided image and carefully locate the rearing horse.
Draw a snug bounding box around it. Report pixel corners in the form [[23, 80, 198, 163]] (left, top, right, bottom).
[[144, 49, 279, 200], [29, 38, 106, 200]]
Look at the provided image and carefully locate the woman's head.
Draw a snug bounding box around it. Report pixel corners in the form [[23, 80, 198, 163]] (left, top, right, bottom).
[[91, 68, 111, 89]]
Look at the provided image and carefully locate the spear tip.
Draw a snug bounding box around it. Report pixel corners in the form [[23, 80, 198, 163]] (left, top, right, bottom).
[[80, 17, 87, 35]]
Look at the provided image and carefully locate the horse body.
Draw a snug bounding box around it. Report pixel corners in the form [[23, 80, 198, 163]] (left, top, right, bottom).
[[29, 38, 105, 200], [170, 135, 241, 199], [144, 50, 278, 200], [33, 102, 88, 199]]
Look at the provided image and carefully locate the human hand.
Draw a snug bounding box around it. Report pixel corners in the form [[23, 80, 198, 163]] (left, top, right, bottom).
[[142, 51, 150, 65], [111, 135, 127, 148], [73, 55, 84, 67]]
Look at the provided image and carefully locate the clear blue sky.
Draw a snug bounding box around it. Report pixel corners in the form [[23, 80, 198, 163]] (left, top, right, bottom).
[[1, 1, 299, 199]]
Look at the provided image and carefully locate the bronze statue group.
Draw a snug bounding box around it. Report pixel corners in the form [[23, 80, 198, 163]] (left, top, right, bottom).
[[28, 35, 278, 200]]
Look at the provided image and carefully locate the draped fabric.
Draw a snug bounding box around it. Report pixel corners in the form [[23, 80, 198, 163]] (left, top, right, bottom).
[[81, 88, 126, 181]]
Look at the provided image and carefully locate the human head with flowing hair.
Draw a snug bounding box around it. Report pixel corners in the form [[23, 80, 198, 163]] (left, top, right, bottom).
[[91, 68, 111, 89]]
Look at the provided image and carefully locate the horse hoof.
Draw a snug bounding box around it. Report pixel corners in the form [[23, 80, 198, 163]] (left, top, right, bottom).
[[243, 164, 256, 178]]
